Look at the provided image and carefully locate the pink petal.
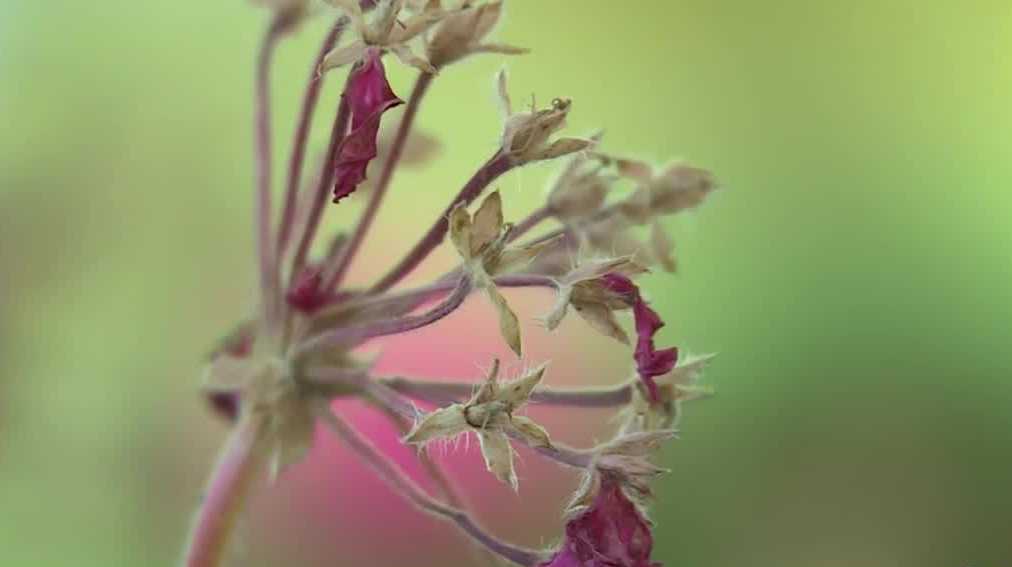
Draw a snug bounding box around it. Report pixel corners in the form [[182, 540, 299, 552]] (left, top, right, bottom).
[[332, 49, 404, 203], [541, 477, 658, 567]]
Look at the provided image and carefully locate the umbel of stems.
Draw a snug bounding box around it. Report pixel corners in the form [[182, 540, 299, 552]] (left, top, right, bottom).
[[184, 2, 715, 567]]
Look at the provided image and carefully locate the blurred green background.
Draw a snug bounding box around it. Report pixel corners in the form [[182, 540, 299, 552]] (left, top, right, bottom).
[[2, 1, 1011, 566]]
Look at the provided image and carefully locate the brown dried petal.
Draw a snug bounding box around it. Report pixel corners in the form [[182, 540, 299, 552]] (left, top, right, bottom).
[[573, 301, 630, 345], [448, 201, 473, 260], [470, 190, 504, 257], [485, 284, 522, 357]]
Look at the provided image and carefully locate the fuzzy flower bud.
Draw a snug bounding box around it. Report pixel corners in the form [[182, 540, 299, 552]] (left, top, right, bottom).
[[542, 257, 647, 344], [404, 361, 552, 490], [322, 0, 445, 73]]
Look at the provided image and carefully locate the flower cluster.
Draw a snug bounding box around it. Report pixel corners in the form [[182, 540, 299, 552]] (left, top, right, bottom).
[[183, 2, 718, 567]]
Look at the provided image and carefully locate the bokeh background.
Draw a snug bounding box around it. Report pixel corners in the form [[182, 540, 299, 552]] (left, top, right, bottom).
[[2, 1, 1011, 566]]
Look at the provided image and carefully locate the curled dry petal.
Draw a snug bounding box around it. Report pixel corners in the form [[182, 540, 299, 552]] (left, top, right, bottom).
[[484, 282, 522, 357], [332, 50, 405, 202], [509, 415, 552, 448]]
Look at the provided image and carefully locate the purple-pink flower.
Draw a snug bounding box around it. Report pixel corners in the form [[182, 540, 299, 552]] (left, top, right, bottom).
[[541, 476, 658, 567], [600, 273, 678, 402], [332, 49, 403, 203]]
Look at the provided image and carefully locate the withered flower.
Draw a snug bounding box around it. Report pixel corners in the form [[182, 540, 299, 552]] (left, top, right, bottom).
[[404, 360, 551, 490], [450, 190, 557, 356], [497, 69, 592, 165], [426, 0, 527, 69]]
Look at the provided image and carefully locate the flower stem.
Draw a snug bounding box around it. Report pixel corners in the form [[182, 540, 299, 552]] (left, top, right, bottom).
[[370, 152, 514, 293], [316, 408, 547, 566], [378, 376, 635, 409], [276, 15, 349, 268], [182, 417, 265, 567], [324, 71, 436, 292], [509, 206, 553, 243]]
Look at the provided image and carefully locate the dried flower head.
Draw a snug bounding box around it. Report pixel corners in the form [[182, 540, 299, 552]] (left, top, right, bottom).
[[182, 4, 719, 566]]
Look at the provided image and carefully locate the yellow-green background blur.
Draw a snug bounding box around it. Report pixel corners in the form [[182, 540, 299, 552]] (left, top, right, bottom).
[[2, 1, 1011, 566]]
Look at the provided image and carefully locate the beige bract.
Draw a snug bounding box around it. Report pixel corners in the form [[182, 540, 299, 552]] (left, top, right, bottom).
[[403, 360, 551, 490]]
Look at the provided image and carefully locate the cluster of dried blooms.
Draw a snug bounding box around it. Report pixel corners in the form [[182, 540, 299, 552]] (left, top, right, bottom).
[[184, 1, 717, 566]]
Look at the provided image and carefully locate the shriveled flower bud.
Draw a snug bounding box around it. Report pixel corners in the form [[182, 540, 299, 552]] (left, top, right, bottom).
[[286, 265, 336, 313], [496, 70, 592, 165], [404, 361, 551, 490], [450, 190, 558, 356], [427, 1, 528, 69], [332, 49, 404, 202]]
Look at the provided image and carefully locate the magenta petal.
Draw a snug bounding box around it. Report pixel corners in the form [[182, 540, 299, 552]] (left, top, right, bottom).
[[541, 477, 658, 567], [332, 50, 404, 203], [600, 272, 640, 299]]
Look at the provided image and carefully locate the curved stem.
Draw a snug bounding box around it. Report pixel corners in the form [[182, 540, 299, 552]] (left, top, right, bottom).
[[277, 15, 349, 266], [317, 408, 547, 566], [182, 417, 265, 567], [324, 72, 436, 292], [370, 152, 514, 293], [509, 206, 553, 243], [294, 276, 472, 358]]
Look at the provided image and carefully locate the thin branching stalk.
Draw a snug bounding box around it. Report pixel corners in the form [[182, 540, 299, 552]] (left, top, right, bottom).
[[276, 15, 350, 266], [316, 408, 548, 567], [324, 71, 437, 291], [370, 152, 514, 292], [509, 206, 553, 243]]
